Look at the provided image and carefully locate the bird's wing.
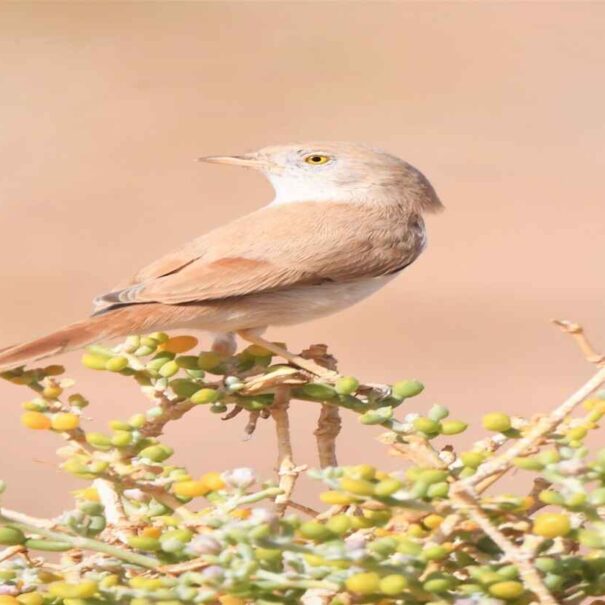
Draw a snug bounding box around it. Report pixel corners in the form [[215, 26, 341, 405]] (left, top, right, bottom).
[[94, 201, 422, 312]]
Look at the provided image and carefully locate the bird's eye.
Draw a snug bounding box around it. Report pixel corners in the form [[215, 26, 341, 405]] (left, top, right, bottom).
[[303, 154, 331, 165]]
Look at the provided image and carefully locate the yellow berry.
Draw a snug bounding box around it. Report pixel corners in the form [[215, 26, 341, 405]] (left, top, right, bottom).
[[82, 353, 110, 370], [51, 413, 80, 431], [201, 471, 226, 491], [326, 514, 352, 535], [230, 508, 251, 520], [173, 480, 210, 498], [159, 335, 198, 354], [567, 426, 588, 441], [218, 597, 245, 605], [127, 536, 161, 551], [21, 411, 51, 430], [423, 514, 444, 530], [320, 491, 357, 505], [482, 413, 512, 432], [99, 575, 119, 589], [74, 487, 99, 502], [533, 513, 571, 538], [488, 581, 524, 600], [42, 385, 63, 399], [48, 581, 98, 599], [340, 477, 375, 496], [16, 593, 44, 605], [379, 574, 408, 595], [345, 572, 381, 595], [0, 597, 19, 605], [140, 526, 162, 538]]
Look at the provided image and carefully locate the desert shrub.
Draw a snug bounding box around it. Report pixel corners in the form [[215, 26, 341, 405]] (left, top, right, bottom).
[[1, 321, 605, 605]]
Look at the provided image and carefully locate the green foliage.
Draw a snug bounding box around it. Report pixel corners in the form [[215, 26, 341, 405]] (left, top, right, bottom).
[[1, 332, 605, 605]]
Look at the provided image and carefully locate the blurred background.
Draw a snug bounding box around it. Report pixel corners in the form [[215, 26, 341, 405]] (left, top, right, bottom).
[[1, 2, 604, 517]]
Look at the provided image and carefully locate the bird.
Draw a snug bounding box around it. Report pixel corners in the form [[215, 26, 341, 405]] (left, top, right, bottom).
[[0, 142, 442, 376]]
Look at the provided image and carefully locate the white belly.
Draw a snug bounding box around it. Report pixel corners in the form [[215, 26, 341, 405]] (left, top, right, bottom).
[[265, 275, 398, 325], [171, 275, 399, 333]]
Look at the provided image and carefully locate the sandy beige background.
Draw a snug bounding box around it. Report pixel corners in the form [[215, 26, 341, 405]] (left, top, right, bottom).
[[1, 2, 604, 517]]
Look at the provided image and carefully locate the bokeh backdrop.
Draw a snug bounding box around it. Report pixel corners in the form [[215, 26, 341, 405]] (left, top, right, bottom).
[[1, 2, 604, 517]]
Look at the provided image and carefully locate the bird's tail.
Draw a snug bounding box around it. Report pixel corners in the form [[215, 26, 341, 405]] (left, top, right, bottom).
[[0, 305, 171, 371]]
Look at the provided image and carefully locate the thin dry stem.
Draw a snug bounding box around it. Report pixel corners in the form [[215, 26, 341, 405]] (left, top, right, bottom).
[[554, 319, 605, 367], [450, 489, 556, 605], [461, 364, 605, 489], [238, 331, 338, 379], [93, 478, 131, 542], [271, 385, 299, 515], [314, 404, 341, 467], [0, 545, 25, 563]]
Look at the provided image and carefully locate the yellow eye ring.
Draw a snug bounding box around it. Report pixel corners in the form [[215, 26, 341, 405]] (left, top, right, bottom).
[[303, 154, 331, 165]]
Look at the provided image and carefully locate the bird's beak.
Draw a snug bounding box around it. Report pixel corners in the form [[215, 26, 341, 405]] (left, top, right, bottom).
[[197, 154, 268, 169]]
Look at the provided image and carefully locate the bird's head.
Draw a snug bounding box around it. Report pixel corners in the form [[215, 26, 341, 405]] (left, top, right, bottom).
[[199, 142, 443, 213]]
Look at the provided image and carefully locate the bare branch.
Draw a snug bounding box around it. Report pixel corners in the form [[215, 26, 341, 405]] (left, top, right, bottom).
[[314, 404, 341, 468], [554, 319, 605, 367]]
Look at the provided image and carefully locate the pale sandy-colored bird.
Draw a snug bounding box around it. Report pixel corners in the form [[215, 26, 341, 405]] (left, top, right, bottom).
[[0, 142, 442, 375]]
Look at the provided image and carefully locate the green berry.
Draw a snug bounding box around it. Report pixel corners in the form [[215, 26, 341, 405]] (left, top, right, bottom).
[[85, 432, 112, 450], [190, 388, 220, 404], [428, 404, 449, 421], [374, 478, 403, 497], [105, 356, 129, 372], [335, 376, 359, 395], [422, 545, 448, 561], [423, 576, 454, 593], [169, 379, 202, 399], [0, 526, 26, 545], [379, 574, 408, 595], [197, 351, 223, 371], [413, 417, 440, 435], [441, 420, 468, 435], [128, 536, 161, 551], [427, 482, 449, 498], [301, 383, 338, 400], [139, 444, 173, 462], [345, 572, 380, 595], [299, 521, 332, 541], [326, 515, 352, 535], [460, 451, 485, 468], [392, 380, 424, 400], [488, 581, 524, 600], [159, 360, 179, 378]]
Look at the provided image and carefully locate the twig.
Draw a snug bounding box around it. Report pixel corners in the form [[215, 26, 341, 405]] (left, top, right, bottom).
[[450, 489, 557, 605], [0, 545, 25, 563], [301, 588, 335, 605], [271, 385, 299, 515], [288, 501, 321, 517], [461, 364, 605, 489], [553, 320, 605, 367], [93, 478, 131, 542], [0, 508, 158, 569], [379, 432, 447, 469], [159, 557, 209, 574], [314, 404, 341, 468]]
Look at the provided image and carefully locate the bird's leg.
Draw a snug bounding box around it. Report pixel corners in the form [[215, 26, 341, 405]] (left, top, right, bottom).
[[210, 332, 237, 356], [237, 329, 338, 380]]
